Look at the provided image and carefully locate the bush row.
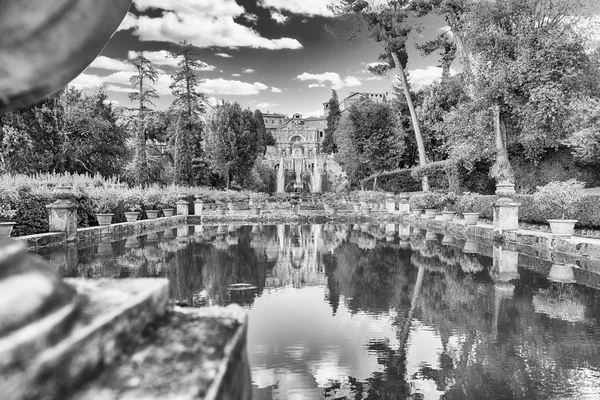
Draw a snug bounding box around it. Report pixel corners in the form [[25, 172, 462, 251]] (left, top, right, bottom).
[[425, 193, 600, 228], [0, 173, 270, 236]]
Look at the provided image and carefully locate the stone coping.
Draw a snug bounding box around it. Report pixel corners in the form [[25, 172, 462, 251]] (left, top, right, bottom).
[[18, 216, 187, 250], [1, 278, 169, 400], [399, 215, 600, 284], [71, 305, 250, 400]]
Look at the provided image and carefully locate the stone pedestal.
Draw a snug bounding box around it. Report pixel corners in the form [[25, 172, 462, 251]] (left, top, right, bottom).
[[194, 201, 204, 216], [398, 200, 410, 215], [491, 245, 520, 283], [46, 199, 78, 241], [176, 200, 189, 216], [493, 201, 520, 233]]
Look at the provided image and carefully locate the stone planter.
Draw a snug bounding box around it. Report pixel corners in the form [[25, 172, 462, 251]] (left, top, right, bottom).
[[124, 236, 139, 248], [352, 204, 360, 211], [441, 211, 456, 221], [96, 213, 114, 226], [162, 208, 174, 218], [0, 222, 16, 237], [463, 240, 479, 253], [251, 207, 261, 216], [146, 210, 159, 220], [441, 235, 455, 245], [194, 201, 204, 215], [424, 209, 438, 219], [425, 231, 437, 241], [548, 264, 576, 283], [547, 219, 577, 238], [124, 212, 139, 223], [463, 213, 480, 225], [412, 209, 423, 217]]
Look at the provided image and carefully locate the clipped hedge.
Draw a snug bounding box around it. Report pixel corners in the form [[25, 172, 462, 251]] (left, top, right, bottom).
[[450, 193, 600, 228]]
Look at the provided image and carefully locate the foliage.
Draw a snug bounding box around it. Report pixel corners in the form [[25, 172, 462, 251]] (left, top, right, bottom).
[[533, 179, 585, 219], [409, 192, 447, 210], [563, 97, 600, 164], [322, 89, 341, 153], [334, 100, 406, 185]]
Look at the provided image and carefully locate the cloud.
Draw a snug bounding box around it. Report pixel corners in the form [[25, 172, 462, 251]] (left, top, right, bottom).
[[242, 68, 255, 73], [261, 0, 337, 16], [232, 73, 241, 77], [216, 53, 233, 58], [199, 78, 270, 95], [308, 83, 325, 88], [296, 72, 361, 89], [407, 66, 455, 87], [121, 0, 303, 50], [69, 73, 104, 89], [244, 13, 258, 24], [117, 12, 138, 31], [271, 87, 282, 93], [89, 56, 134, 72], [271, 11, 289, 24], [103, 99, 120, 106], [256, 102, 277, 108], [128, 50, 216, 71]]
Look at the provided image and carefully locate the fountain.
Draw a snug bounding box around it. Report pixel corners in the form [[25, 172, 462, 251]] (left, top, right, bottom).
[[276, 157, 285, 193], [313, 155, 322, 193]]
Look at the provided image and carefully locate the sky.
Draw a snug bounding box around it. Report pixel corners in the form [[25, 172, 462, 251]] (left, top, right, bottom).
[[70, 0, 452, 117]]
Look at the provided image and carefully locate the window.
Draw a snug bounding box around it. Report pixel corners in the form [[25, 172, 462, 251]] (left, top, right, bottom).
[[320, 131, 323, 138]]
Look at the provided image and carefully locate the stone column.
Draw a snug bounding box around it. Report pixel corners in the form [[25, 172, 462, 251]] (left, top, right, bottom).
[[386, 200, 396, 213], [493, 183, 520, 234], [46, 185, 78, 241], [194, 200, 204, 216], [398, 194, 410, 215], [176, 200, 189, 216]]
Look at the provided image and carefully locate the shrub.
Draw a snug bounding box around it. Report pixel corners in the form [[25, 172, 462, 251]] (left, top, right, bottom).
[[410, 192, 447, 210], [532, 179, 585, 219]]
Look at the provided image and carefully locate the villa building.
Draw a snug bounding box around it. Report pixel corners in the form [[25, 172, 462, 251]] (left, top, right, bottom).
[[323, 91, 392, 116]]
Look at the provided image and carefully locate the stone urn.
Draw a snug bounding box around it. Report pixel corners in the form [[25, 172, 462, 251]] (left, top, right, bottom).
[[412, 209, 423, 217], [463, 213, 480, 226], [425, 231, 438, 241], [96, 213, 113, 226], [124, 212, 139, 223], [547, 219, 578, 238], [424, 209, 438, 219], [0, 221, 16, 237], [442, 211, 456, 221], [162, 208, 174, 218], [441, 235, 455, 245], [463, 240, 480, 253], [495, 183, 516, 201], [146, 210, 159, 220], [251, 206, 261, 216]]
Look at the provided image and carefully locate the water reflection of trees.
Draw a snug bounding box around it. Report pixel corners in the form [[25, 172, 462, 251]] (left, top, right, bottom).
[[42, 223, 600, 399]]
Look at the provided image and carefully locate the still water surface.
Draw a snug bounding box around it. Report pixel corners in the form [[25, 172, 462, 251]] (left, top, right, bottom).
[[37, 224, 600, 399]]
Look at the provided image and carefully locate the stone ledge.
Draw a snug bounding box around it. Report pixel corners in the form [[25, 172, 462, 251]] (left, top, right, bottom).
[[18, 216, 187, 250], [0, 278, 169, 400], [71, 305, 251, 400]]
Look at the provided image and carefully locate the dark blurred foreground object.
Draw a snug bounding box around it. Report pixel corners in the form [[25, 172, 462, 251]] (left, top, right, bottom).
[[0, 0, 132, 112]]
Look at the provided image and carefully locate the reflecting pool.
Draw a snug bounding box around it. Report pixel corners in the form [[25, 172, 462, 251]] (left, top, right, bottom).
[[36, 224, 600, 399]]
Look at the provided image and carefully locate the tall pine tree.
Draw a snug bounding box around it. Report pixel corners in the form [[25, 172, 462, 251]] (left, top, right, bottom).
[[129, 55, 159, 186], [322, 89, 341, 154], [170, 40, 208, 185]]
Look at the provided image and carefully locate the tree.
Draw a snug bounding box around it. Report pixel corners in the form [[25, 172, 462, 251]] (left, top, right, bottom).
[[254, 109, 275, 152], [169, 40, 208, 185], [331, 0, 430, 190], [129, 55, 159, 186], [322, 89, 341, 154], [334, 100, 406, 187], [204, 106, 236, 188]]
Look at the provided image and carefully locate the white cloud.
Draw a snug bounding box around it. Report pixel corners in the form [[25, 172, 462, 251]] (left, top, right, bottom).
[[256, 102, 277, 108], [308, 83, 325, 88], [89, 56, 134, 72], [117, 12, 138, 31], [105, 84, 134, 93], [69, 73, 104, 89], [261, 0, 337, 16], [407, 66, 455, 87], [232, 73, 241, 77], [244, 13, 258, 24], [242, 68, 255, 73], [121, 0, 303, 50], [216, 53, 233, 58], [128, 50, 216, 71], [199, 79, 270, 95], [297, 72, 361, 90], [271, 11, 289, 24], [271, 87, 282, 93], [103, 99, 120, 106]]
